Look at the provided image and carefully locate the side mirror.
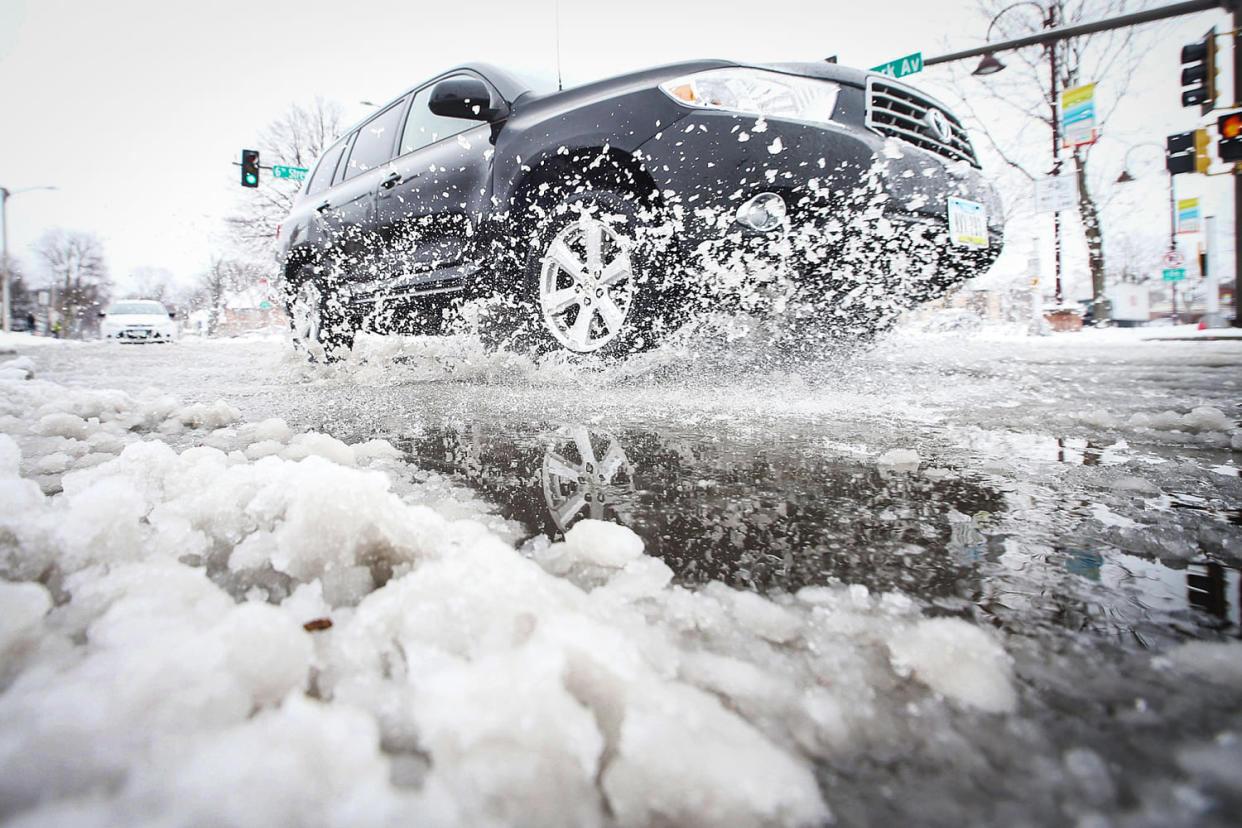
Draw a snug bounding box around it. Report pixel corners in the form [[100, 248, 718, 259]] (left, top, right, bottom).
[[97, 311, 106, 318], [429, 78, 505, 122], [169, 311, 177, 319]]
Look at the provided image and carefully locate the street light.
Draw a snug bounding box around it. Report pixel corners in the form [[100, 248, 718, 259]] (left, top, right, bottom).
[[0, 185, 58, 334], [972, 1, 1065, 304], [971, 53, 1006, 76], [1116, 143, 1176, 249], [1116, 142, 1181, 320]]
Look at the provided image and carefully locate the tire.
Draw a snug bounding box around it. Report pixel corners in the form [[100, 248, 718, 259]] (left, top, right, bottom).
[[505, 189, 665, 357], [286, 266, 355, 361]]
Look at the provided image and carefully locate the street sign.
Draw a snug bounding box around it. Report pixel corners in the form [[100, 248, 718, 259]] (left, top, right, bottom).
[[1163, 268, 1187, 281], [1162, 249, 1186, 268], [1177, 198, 1201, 234], [1060, 83, 1097, 148], [272, 165, 309, 181], [1034, 175, 1077, 213], [870, 52, 923, 78]]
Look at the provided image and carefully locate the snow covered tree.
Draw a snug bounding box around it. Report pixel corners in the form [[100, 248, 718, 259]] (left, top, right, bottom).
[[127, 266, 176, 303], [189, 257, 266, 336], [225, 98, 347, 260], [944, 0, 1157, 319], [33, 229, 112, 338]]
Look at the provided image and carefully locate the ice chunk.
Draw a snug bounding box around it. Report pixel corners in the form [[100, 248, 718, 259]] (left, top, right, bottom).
[[168, 400, 241, 430], [1181, 406, 1232, 433], [602, 682, 829, 827], [0, 433, 20, 476], [1109, 475, 1160, 495], [281, 432, 357, 466], [562, 519, 645, 568], [876, 448, 920, 471], [0, 580, 51, 661], [34, 412, 91, 440], [1154, 641, 1242, 685], [887, 618, 1017, 713]]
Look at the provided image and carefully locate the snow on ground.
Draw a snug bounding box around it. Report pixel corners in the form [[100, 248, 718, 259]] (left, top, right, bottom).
[[0, 324, 1241, 826]]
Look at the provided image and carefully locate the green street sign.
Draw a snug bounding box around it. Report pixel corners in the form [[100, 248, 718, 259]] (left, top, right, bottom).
[[870, 52, 924, 79], [272, 165, 309, 181], [1162, 268, 1187, 281]]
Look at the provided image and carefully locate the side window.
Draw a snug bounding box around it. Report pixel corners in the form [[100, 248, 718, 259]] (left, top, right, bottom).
[[343, 101, 406, 180], [399, 77, 481, 156], [306, 141, 347, 196]]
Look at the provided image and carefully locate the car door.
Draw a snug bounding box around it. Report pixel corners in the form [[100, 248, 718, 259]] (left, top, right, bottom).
[[300, 134, 352, 259], [320, 99, 407, 279], [373, 74, 497, 288]]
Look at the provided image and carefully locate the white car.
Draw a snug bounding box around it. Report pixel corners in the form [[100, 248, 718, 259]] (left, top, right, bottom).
[[99, 300, 178, 343]]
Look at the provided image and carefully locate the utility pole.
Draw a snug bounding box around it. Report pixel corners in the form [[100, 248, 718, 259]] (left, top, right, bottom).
[[1047, 5, 1064, 304], [1, 187, 9, 334], [1234, 7, 1242, 326]]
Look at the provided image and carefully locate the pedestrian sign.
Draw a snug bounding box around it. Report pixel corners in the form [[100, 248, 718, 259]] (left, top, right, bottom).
[[272, 165, 309, 181], [870, 52, 923, 79], [1163, 268, 1187, 281]]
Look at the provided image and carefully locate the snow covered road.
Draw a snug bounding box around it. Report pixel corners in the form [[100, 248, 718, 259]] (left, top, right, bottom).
[[1, 325, 1240, 826]]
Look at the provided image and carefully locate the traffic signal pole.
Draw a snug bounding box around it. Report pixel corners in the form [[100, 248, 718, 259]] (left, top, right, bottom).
[[1234, 12, 1242, 326]]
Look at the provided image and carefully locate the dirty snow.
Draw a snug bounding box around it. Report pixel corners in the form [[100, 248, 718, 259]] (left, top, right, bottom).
[[0, 324, 1240, 826]]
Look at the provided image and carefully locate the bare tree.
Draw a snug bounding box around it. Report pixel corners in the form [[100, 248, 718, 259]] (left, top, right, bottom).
[[225, 98, 347, 259], [944, 0, 1159, 318], [33, 229, 112, 338], [189, 257, 265, 336], [127, 266, 176, 303]]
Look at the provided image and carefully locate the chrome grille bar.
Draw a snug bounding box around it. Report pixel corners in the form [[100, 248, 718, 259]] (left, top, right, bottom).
[[865, 77, 980, 167]]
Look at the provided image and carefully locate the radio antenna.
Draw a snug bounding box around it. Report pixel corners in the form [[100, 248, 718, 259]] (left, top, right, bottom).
[[555, 0, 563, 91]]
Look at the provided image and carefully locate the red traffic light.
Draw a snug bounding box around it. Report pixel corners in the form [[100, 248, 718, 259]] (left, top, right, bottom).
[[1217, 113, 1242, 162]]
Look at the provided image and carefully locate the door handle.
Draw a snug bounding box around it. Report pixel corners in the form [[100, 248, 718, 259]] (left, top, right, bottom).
[[315, 201, 330, 213], [380, 172, 402, 190]]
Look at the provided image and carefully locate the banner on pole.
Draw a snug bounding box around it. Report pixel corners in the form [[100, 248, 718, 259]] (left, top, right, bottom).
[[1060, 83, 1097, 148], [1176, 197, 1201, 234]]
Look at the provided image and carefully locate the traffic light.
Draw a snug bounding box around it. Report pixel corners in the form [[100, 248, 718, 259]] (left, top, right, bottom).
[[1180, 27, 1218, 113], [1194, 128, 1211, 173], [1218, 112, 1242, 163], [1167, 131, 1196, 175], [241, 149, 260, 188]]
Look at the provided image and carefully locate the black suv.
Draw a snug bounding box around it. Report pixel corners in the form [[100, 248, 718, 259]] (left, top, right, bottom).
[[276, 60, 1002, 357]]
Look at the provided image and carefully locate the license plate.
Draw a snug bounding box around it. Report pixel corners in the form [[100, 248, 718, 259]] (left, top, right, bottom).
[[947, 197, 988, 248]]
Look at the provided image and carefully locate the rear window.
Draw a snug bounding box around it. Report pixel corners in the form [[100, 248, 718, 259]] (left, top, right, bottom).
[[343, 101, 405, 180], [306, 141, 347, 196]]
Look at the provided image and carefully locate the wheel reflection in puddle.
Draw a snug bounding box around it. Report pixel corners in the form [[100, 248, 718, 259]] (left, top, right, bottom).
[[541, 425, 635, 533]]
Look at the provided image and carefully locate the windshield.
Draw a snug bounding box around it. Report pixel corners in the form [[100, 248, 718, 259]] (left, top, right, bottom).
[[106, 301, 168, 315]]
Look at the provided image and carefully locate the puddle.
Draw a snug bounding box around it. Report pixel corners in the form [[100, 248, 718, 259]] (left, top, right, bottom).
[[397, 421, 1241, 645]]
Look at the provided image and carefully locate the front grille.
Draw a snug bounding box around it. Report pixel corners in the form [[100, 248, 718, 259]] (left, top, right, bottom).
[[866, 78, 979, 168]]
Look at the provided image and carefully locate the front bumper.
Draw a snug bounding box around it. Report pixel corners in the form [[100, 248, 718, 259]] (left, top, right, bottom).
[[635, 107, 1003, 263], [104, 327, 175, 342]]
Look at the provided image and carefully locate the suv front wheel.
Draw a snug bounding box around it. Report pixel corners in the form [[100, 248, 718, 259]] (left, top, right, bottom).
[[519, 189, 663, 356]]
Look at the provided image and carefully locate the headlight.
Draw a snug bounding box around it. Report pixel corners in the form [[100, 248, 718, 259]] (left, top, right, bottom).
[[659, 68, 840, 123]]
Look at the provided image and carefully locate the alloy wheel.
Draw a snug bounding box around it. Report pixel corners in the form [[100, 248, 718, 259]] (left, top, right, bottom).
[[538, 216, 635, 353]]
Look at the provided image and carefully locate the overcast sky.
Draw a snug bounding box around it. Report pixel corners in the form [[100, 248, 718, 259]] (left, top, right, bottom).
[[0, 0, 1228, 297]]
